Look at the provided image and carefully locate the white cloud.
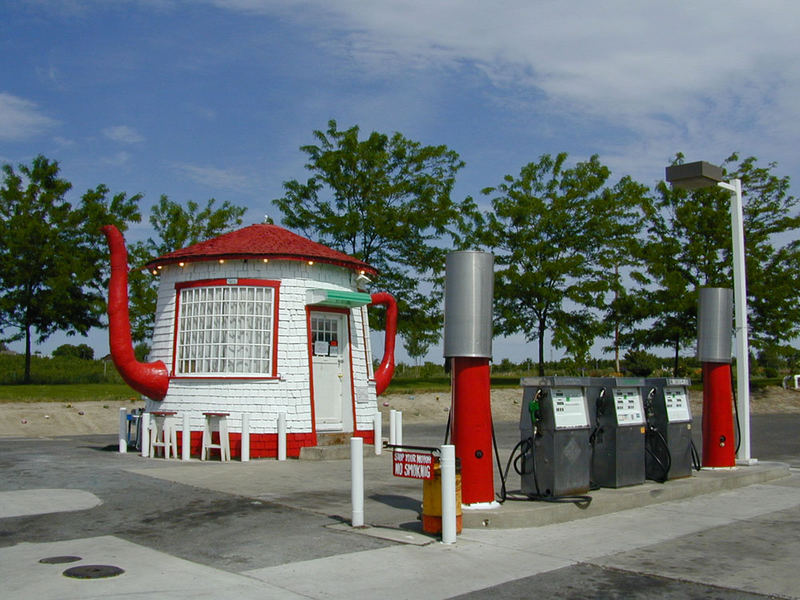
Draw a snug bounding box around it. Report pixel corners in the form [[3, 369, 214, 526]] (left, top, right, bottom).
[[187, 104, 217, 121], [207, 0, 800, 179], [36, 64, 63, 88], [102, 151, 132, 166], [102, 124, 145, 144], [172, 162, 256, 191], [0, 92, 58, 140], [321, 3, 795, 118]]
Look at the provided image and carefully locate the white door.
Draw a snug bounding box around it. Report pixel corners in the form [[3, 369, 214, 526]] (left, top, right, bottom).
[[311, 312, 348, 431]]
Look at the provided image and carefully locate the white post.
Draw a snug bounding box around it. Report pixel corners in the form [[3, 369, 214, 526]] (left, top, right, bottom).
[[373, 411, 382, 455], [241, 413, 250, 462], [140, 412, 151, 458], [351, 436, 364, 527], [182, 412, 191, 461], [722, 178, 755, 464], [278, 413, 287, 461], [441, 444, 457, 544], [389, 409, 397, 446], [118, 408, 127, 453], [396, 410, 403, 446]]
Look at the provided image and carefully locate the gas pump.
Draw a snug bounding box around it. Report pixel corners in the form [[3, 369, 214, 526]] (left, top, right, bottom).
[[519, 377, 592, 497], [643, 377, 694, 481], [587, 377, 646, 488]]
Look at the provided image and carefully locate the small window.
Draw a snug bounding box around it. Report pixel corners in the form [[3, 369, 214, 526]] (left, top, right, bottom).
[[174, 279, 278, 377], [311, 315, 340, 357]]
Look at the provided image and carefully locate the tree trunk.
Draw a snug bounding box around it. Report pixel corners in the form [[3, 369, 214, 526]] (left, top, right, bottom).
[[537, 320, 546, 376], [673, 335, 680, 377], [24, 324, 32, 384], [614, 264, 620, 373]]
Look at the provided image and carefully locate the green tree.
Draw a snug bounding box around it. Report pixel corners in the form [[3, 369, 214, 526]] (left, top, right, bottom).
[[776, 345, 800, 372], [128, 195, 247, 341], [623, 349, 660, 377], [496, 358, 517, 373], [633, 153, 800, 373], [631, 153, 744, 373], [273, 120, 469, 352], [596, 176, 651, 372], [478, 153, 612, 375], [52, 343, 94, 360], [134, 341, 150, 362], [732, 155, 800, 350], [402, 310, 441, 369], [0, 155, 141, 382]]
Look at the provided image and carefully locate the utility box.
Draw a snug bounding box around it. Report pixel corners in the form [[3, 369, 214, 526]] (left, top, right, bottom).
[[587, 377, 646, 488], [519, 377, 591, 497], [643, 378, 694, 480]]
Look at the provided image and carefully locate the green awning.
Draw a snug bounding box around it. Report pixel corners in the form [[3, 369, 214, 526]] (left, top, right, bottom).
[[306, 289, 372, 308]]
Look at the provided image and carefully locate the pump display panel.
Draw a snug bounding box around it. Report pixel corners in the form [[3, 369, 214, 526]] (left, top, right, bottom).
[[551, 388, 590, 429], [664, 386, 691, 422], [612, 388, 645, 425]]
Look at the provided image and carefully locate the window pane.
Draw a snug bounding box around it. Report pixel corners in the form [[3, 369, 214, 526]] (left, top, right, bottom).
[[176, 284, 275, 376]]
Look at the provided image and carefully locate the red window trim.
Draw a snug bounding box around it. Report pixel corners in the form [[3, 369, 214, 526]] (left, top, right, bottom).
[[170, 376, 282, 381], [175, 278, 281, 290], [171, 278, 281, 379]]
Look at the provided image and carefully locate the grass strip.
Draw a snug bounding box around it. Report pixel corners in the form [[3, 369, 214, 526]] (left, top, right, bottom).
[[0, 383, 137, 403]]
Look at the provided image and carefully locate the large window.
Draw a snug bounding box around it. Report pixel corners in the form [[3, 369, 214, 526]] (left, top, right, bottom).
[[174, 279, 278, 377]]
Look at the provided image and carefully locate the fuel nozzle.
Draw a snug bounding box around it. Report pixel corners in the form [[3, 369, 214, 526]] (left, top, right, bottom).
[[529, 388, 543, 434], [596, 388, 606, 416], [645, 387, 657, 428]]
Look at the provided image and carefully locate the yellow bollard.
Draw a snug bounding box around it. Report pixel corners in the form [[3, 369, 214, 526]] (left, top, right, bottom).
[[421, 459, 462, 534]]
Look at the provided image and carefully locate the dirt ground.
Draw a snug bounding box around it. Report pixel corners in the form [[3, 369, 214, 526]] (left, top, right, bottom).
[[1, 385, 799, 438], [382, 385, 800, 424]]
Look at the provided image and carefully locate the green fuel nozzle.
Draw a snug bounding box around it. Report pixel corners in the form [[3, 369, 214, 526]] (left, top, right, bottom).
[[529, 389, 542, 426]]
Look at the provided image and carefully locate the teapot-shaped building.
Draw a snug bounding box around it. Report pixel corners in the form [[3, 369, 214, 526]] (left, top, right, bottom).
[[103, 223, 396, 458]]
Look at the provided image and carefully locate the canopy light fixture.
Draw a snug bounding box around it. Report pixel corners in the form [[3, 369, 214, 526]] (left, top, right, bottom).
[[665, 161, 724, 190]]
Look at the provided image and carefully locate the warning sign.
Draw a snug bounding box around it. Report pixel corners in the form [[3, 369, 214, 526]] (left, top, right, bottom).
[[392, 451, 435, 479]]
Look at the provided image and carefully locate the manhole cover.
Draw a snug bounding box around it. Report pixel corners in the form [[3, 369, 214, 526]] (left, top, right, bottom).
[[39, 555, 82, 564], [63, 565, 125, 579]]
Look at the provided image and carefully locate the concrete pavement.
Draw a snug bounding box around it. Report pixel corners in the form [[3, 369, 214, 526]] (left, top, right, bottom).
[[122, 445, 791, 529], [1, 422, 799, 599]]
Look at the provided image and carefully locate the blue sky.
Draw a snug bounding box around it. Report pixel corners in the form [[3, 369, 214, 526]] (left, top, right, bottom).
[[2, 0, 799, 364]]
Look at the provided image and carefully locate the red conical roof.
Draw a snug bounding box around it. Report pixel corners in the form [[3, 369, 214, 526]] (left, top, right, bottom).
[[144, 224, 377, 275]]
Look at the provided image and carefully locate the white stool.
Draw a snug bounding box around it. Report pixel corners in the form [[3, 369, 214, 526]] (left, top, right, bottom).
[[149, 411, 178, 459], [201, 412, 230, 461]]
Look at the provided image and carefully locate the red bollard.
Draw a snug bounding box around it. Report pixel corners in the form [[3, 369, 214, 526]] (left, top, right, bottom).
[[451, 357, 494, 504], [701, 362, 736, 467]]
